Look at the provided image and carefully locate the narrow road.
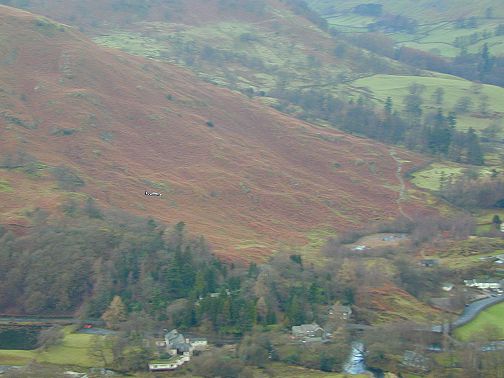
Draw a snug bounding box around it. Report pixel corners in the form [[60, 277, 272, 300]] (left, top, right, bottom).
[[389, 149, 412, 221], [0, 316, 103, 326], [452, 294, 504, 329], [430, 294, 504, 333]]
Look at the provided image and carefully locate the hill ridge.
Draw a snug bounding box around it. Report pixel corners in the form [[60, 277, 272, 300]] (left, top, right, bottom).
[[0, 5, 430, 260]]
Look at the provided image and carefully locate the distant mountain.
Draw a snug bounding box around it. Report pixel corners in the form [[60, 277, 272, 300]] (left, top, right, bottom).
[[0, 5, 429, 260]]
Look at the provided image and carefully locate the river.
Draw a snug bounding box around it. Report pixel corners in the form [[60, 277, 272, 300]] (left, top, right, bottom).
[[344, 342, 384, 377]]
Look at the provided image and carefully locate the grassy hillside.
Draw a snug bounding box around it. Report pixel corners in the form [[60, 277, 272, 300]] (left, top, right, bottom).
[[7, 2, 501, 154], [309, 0, 504, 23], [0, 5, 432, 261], [351, 74, 504, 135], [308, 0, 504, 57], [409, 162, 497, 191], [0, 0, 411, 105]]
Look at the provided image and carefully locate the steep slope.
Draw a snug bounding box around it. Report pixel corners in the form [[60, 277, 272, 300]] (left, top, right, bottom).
[[0, 0, 409, 97], [0, 6, 429, 260]]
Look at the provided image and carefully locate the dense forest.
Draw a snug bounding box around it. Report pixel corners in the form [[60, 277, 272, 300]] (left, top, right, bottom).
[[0, 200, 333, 332], [2, 197, 497, 327], [2, 197, 503, 374]]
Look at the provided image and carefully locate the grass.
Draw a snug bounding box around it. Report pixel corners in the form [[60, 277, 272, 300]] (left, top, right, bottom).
[[409, 163, 465, 191], [0, 349, 37, 365], [0, 326, 111, 368], [235, 240, 270, 250], [409, 162, 497, 191], [476, 209, 504, 226], [303, 228, 338, 251], [433, 237, 504, 268], [253, 362, 368, 377], [376, 290, 440, 323], [93, 18, 348, 96], [352, 74, 504, 134], [37, 332, 108, 367], [94, 31, 164, 59], [437, 249, 502, 269], [349, 73, 504, 163], [0, 179, 13, 192], [455, 302, 504, 341], [311, 0, 504, 57], [475, 209, 504, 234]]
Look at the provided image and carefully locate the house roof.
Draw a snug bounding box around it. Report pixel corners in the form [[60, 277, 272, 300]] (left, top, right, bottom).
[[420, 259, 438, 264], [292, 324, 323, 334], [332, 304, 352, 313], [466, 279, 501, 284], [402, 350, 429, 368], [165, 329, 185, 345], [442, 283, 454, 291], [173, 343, 192, 352], [165, 329, 179, 339]]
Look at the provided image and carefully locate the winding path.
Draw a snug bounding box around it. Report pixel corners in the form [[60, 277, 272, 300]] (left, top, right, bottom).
[[389, 149, 412, 221]]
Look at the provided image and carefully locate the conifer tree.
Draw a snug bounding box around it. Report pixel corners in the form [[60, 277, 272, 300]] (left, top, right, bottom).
[[466, 128, 485, 165], [102, 295, 127, 329], [492, 215, 502, 229]]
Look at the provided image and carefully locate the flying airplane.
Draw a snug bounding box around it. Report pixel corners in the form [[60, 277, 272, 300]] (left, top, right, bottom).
[[145, 191, 162, 196]]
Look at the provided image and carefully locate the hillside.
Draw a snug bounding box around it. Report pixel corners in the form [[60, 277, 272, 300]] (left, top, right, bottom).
[[308, 0, 504, 58], [20, 1, 502, 150], [0, 0, 411, 104], [0, 5, 430, 261], [349, 73, 504, 162]]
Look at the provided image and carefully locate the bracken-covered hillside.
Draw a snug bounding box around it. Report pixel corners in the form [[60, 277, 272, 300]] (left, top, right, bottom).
[[0, 5, 429, 260]]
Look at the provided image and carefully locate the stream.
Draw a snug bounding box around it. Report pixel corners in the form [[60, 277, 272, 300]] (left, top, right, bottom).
[[344, 342, 384, 377]]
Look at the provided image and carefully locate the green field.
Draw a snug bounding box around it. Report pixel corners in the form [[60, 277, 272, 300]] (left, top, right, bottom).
[[0, 327, 111, 367], [0, 179, 12, 192], [350, 74, 504, 149], [94, 19, 347, 95], [253, 363, 369, 378], [309, 0, 504, 20], [436, 249, 503, 269], [409, 162, 496, 191], [455, 302, 504, 341], [309, 0, 504, 57]]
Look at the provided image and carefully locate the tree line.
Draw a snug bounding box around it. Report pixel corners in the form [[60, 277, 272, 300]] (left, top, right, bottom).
[[271, 84, 486, 165]]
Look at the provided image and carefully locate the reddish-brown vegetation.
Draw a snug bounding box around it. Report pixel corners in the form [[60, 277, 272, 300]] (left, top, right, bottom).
[[0, 6, 430, 260]]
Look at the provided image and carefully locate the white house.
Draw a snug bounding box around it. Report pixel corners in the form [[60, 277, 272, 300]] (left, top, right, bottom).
[[188, 337, 208, 350], [292, 323, 325, 339], [148, 355, 190, 371], [330, 304, 352, 320], [442, 283, 454, 292], [464, 279, 502, 289]]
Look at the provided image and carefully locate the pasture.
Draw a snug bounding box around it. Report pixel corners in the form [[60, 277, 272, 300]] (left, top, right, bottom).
[[455, 302, 504, 341], [0, 326, 111, 368], [351, 74, 504, 139], [311, 0, 504, 57]]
